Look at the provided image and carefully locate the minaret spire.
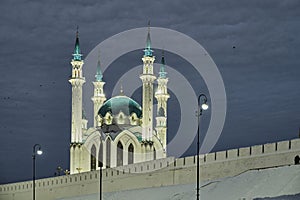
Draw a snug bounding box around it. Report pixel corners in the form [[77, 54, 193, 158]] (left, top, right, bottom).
[[144, 20, 153, 57], [73, 26, 82, 61], [159, 50, 167, 78], [147, 20, 151, 48], [95, 50, 103, 81], [91, 49, 106, 127]]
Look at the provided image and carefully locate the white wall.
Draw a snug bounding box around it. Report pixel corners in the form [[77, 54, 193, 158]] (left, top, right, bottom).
[[1, 138, 299, 200]]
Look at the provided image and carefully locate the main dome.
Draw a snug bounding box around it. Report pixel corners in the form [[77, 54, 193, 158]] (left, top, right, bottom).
[[98, 96, 142, 118]]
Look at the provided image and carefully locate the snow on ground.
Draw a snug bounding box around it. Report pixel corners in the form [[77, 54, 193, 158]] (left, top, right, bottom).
[[200, 165, 300, 199], [58, 165, 300, 200], [255, 193, 300, 200]]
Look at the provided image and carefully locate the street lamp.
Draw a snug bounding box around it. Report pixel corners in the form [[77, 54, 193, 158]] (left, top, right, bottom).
[[32, 144, 43, 200], [197, 94, 208, 200]]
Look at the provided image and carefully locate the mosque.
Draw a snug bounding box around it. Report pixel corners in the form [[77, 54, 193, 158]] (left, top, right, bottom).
[[69, 28, 169, 174]]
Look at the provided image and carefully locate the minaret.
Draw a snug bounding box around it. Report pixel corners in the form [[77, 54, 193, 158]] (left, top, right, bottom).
[[155, 50, 170, 152], [140, 23, 156, 142], [69, 28, 85, 174], [91, 51, 106, 127]]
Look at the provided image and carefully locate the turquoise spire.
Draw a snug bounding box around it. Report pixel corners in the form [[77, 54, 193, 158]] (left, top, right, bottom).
[[159, 50, 167, 78], [72, 27, 82, 61], [143, 21, 153, 57], [95, 51, 103, 81]]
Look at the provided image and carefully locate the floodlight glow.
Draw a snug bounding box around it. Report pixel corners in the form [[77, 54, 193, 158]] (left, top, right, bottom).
[[201, 103, 209, 110], [37, 150, 43, 155]]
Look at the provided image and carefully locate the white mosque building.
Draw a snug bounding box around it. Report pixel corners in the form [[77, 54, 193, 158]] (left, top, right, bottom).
[[69, 28, 170, 174]]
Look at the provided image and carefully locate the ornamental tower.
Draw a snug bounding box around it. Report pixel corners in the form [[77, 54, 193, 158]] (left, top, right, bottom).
[[69, 29, 85, 174], [91, 52, 106, 127], [140, 24, 156, 143], [155, 50, 170, 152]]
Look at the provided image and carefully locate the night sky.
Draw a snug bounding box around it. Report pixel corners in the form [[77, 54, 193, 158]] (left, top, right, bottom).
[[1, 0, 300, 184]]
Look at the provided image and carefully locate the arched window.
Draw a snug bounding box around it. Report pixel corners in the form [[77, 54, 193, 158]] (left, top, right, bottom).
[[295, 155, 300, 165], [117, 141, 123, 166], [98, 142, 103, 168], [153, 147, 156, 160], [106, 138, 111, 168], [128, 144, 134, 164], [90, 145, 97, 171]]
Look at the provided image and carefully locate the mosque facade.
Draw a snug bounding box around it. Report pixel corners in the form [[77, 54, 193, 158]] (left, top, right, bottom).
[[69, 28, 169, 174]]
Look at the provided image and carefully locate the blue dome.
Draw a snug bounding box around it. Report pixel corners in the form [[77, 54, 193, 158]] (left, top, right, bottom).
[[98, 96, 142, 118]]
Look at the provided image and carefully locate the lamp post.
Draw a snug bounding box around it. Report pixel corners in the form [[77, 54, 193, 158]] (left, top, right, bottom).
[[197, 94, 209, 200], [99, 136, 103, 200], [99, 161, 103, 200], [32, 144, 43, 200]]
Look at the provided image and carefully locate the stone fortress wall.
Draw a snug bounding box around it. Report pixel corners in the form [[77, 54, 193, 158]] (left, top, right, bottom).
[[1, 138, 300, 200]]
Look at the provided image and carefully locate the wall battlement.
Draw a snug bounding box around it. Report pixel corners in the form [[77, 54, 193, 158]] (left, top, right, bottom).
[[1, 138, 300, 200], [202, 138, 300, 164]]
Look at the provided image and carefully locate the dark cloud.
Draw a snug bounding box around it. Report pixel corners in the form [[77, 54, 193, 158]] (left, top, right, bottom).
[[0, 0, 300, 183]]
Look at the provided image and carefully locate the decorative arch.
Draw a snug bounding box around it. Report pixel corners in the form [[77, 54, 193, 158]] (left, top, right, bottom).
[[128, 143, 134, 164], [114, 130, 142, 164], [117, 141, 124, 166], [130, 113, 139, 125], [117, 111, 125, 124], [114, 130, 140, 148], [90, 145, 97, 171], [104, 112, 113, 125], [83, 128, 101, 151]]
